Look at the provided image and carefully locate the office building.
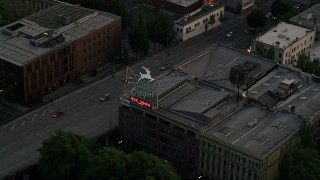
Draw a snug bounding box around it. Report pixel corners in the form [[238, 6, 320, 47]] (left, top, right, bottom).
[[118, 43, 320, 179], [0, 4, 121, 103]]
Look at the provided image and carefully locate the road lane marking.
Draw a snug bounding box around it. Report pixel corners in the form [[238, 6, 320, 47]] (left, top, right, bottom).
[[31, 114, 37, 122], [11, 124, 16, 131], [42, 109, 47, 116], [21, 121, 25, 126], [0, 130, 5, 135]]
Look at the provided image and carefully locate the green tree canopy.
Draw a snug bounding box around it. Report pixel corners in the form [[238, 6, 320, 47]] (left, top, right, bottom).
[[291, 147, 320, 180], [39, 130, 180, 180], [0, 0, 33, 26], [38, 130, 100, 180], [247, 9, 267, 29], [271, 0, 292, 17], [127, 151, 180, 180]]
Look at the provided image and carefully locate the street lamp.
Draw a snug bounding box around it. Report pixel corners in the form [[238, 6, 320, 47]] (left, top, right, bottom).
[[113, 57, 119, 77], [166, 33, 171, 56]]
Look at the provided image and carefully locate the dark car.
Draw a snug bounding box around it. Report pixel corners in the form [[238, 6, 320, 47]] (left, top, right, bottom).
[[52, 111, 64, 118], [245, 28, 255, 34], [160, 63, 171, 71]]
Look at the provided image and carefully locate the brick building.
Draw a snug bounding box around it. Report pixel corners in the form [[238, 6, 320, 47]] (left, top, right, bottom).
[[0, 4, 121, 103], [118, 44, 320, 179]]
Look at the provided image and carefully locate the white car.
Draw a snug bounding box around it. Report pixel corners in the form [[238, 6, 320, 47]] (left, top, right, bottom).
[[266, 12, 272, 18], [100, 93, 111, 102], [226, 32, 233, 38]]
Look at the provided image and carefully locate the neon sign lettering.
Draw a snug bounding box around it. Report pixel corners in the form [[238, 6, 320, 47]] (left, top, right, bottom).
[[130, 96, 152, 108]]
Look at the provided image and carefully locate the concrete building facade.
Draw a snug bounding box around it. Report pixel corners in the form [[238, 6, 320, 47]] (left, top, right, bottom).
[[253, 22, 316, 65], [174, 5, 225, 42], [0, 4, 121, 103]]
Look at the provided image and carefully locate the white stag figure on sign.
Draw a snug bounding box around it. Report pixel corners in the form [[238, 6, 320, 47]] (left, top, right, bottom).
[[138, 66, 154, 81]]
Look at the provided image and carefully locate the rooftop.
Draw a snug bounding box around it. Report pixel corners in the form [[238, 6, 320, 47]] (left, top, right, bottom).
[[176, 5, 224, 26], [0, 3, 120, 66], [205, 106, 302, 158], [289, 2, 320, 28], [256, 22, 312, 49], [178, 44, 276, 90], [167, 0, 200, 8]]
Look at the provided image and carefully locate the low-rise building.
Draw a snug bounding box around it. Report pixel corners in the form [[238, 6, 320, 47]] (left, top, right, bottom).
[[253, 22, 316, 65], [145, 0, 203, 15], [174, 5, 225, 42], [0, 4, 121, 103], [289, 2, 320, 41], [219, 0, 254, 13]]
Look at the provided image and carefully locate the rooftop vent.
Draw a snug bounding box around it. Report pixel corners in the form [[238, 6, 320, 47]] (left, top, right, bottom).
[[272, 122, 287, 131], [247, 118, 258, 128], [218, 127, 233, 136], [57, 15, 71, 25], [257, 135, 269, 144]]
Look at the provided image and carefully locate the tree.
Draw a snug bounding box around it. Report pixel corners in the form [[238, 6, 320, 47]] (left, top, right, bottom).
[[38, 130, 100, 180], [127, 151, 180, 180], [84, 147, 128, 180], [208, 15, 215, 27], [291, 147, 320, 180], [271, 0, 292, 17], [128, 8, 149, 56], [0, 0, 33, 26], [39, 130, 180, 180], [247, 9, 267, 29], [219, 13, 224, 23]]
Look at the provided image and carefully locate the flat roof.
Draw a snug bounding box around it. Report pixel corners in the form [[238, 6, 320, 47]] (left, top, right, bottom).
[[176, 5, 224, 26], [158, 78, 229, 127], [179, 44, 276, 91], [256, 22, 312, 49], [289, 2, 320, 28], [167, 0, 199, 7], [204, 106, 302, 158], [0, 4, 120, 66], [281, 82, 320, 118]]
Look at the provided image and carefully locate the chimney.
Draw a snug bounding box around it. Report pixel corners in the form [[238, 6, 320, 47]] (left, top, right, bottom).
[[290, 105, 296, 113], [275, 41, 280, 48], [207, 100, 210, 105]]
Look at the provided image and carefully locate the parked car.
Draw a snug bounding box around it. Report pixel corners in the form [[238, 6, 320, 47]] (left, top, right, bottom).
[[226, 32, 233, 38], [100, 93, 111, 102], [266, 12, 272, 18], [52, 111, 64, 118], [160, 63, 171, 71], [245, 28, 255, 34], [294, 3, 303, 9]]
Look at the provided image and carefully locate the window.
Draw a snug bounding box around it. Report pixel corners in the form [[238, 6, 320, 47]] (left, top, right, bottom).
[[159, 118, 171, 126], [187, 130, 195, 137], [145, 113, 157, 121], [132, 107, 143, 115]]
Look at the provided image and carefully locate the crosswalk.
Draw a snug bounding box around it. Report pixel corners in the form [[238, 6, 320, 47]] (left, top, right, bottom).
[[0, 108, 54, 137]]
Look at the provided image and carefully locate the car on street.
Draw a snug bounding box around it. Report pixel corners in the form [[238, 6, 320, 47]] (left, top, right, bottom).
[[52, 111, 64, 118], [123, 76, 133, 84], [160, 63, 171, 71], [100, 93, 111, 102], [226, 32, 233, 38]]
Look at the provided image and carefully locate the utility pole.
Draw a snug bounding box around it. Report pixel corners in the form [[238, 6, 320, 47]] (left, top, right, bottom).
[[106, 106, 112, 146]]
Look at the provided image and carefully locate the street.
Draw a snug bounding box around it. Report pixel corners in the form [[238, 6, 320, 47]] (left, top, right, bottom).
[[0, 6, 279, 178]]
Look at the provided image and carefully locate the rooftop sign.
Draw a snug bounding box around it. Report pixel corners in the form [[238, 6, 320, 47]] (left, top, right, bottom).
[[123, 66, 159, 109]]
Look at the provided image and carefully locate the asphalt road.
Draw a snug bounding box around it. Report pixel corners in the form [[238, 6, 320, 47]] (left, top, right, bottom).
[[0, 13, 272, 178]]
